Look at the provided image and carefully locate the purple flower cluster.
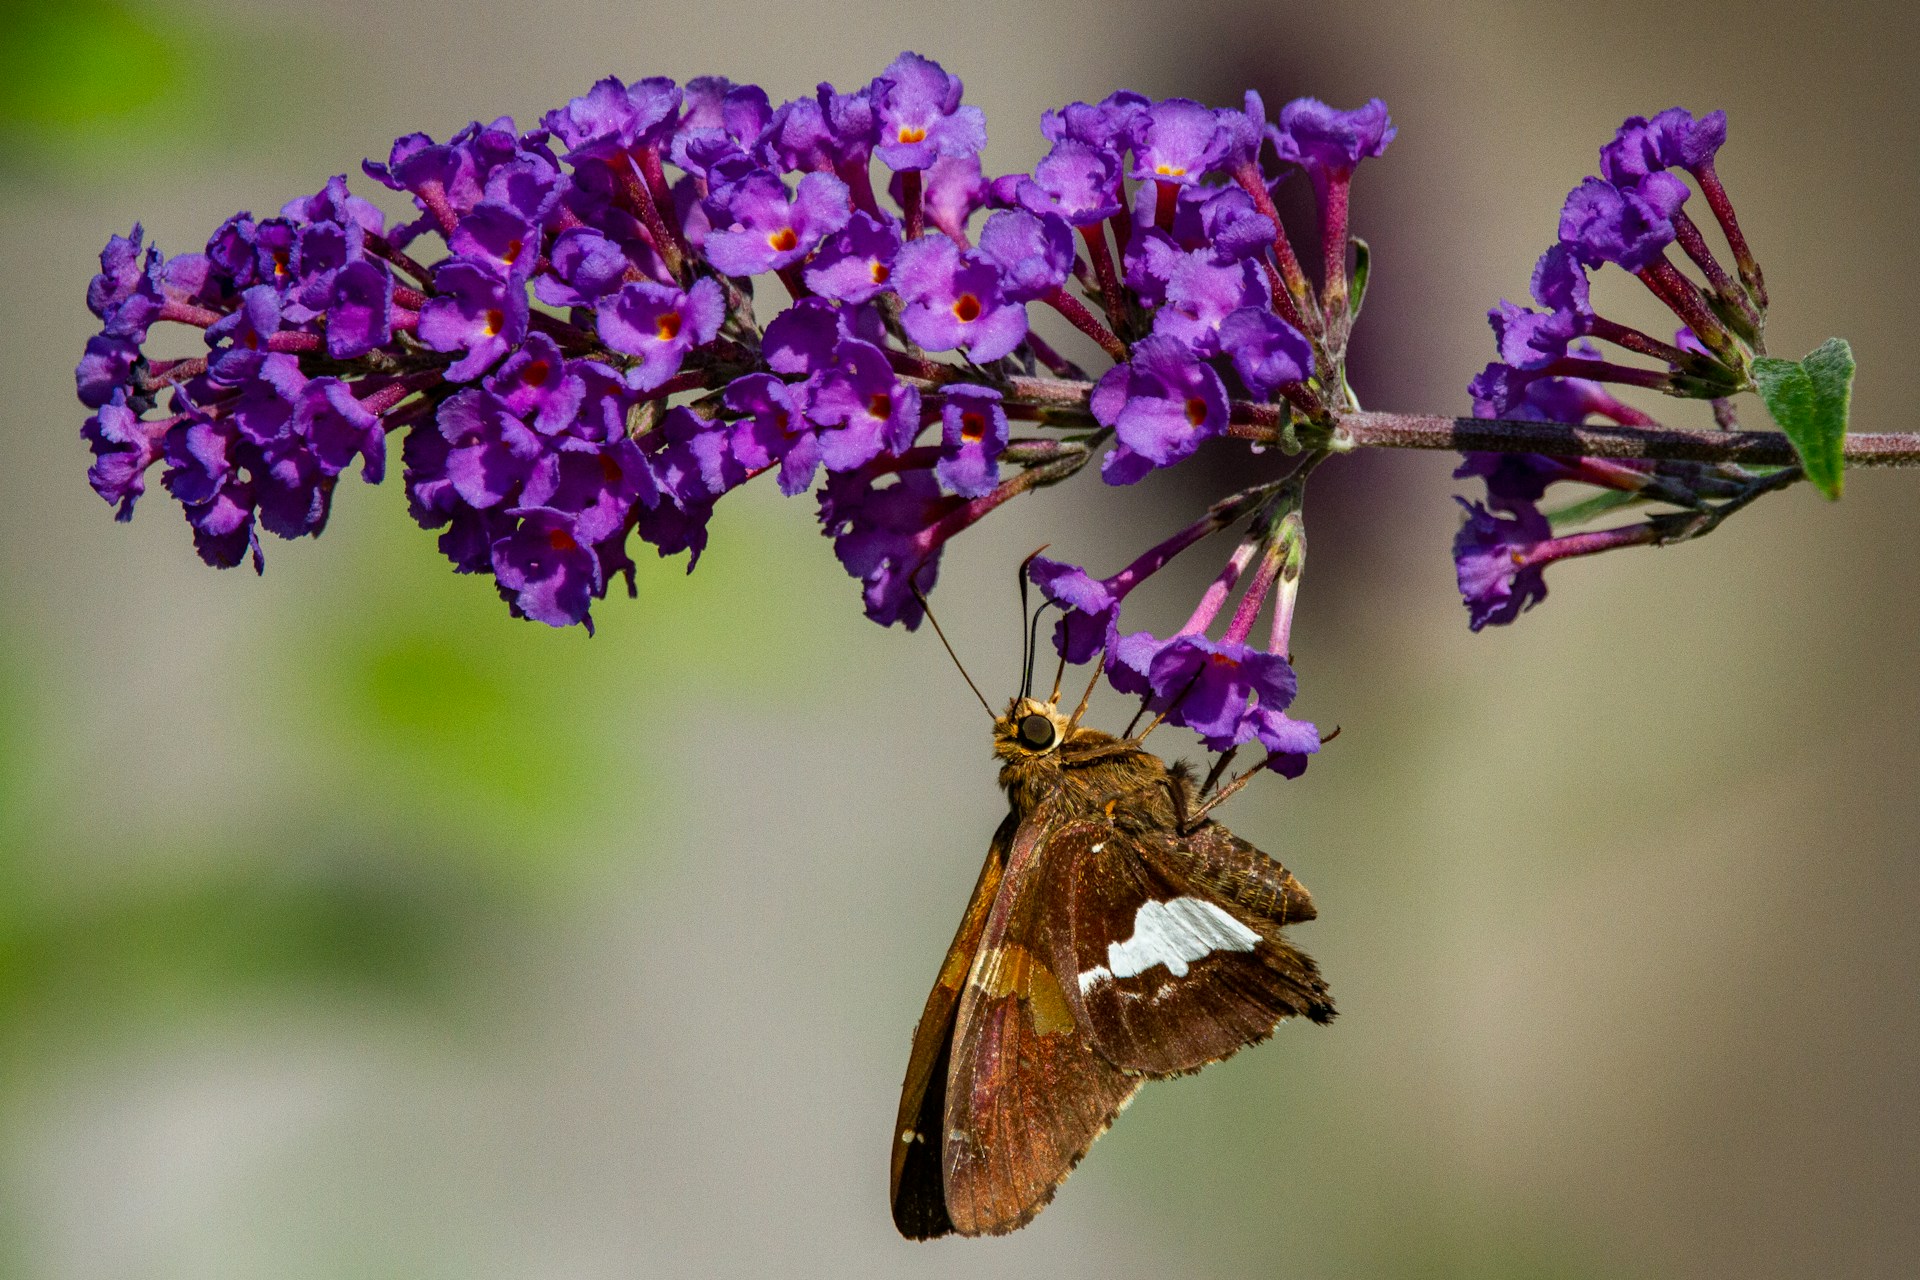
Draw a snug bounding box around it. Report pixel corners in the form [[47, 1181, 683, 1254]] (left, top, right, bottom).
[[1455, 108, 1773, 629], [1468, 106, 1765, 425], [79, 54, 1402, 770]]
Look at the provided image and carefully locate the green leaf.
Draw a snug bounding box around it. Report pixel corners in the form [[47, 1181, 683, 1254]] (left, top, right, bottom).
[[1752, 337, 1855, 500], [1348, 237, 1371, 320]]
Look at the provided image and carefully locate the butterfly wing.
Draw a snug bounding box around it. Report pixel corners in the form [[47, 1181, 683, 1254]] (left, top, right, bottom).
[[890, 813, 1013, 1239], [939, 804, 1141, 1237], [1048, 818, 1335, 1079]]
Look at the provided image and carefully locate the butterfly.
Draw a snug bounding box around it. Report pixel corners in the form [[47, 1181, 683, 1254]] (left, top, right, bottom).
[[888, 679, 1335, 1238]]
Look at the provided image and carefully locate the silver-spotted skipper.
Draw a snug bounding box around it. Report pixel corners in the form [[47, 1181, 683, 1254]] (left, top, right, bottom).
[[889, 674, 1334, 1238]]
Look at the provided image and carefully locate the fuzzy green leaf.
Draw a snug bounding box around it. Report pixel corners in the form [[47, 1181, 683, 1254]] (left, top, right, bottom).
[[1752, 338, 1855, 500]]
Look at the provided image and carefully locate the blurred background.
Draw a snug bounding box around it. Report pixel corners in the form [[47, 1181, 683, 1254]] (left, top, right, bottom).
[[4, 0, 1918, 1275]]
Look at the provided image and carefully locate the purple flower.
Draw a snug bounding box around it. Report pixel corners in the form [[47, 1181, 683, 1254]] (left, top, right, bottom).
[[595, 277, 724, 390], [1143, 634, 1300, 752], [521, 439, 656, 545], [817, 463, 958, 628], [804, 211, 901, 303], [1128, 98, 1231, 184], [1151, 253, 1265, 355], [1015, 140, 1123, 226], [326, 260, 394, 360], [82, 393, 171, 519], [762, 297, 845, 375], [448, 204, 539, 278], [703, 171, 852, 277], [87, 225, 166, 339], [1453, 499, 1550, 631], [436, 388, 544, 509], [870, 52, 986, 171], [890, 235, 1027, 362], [542, 76, 681, 159], [1028, 556, 1123, 664], [535, 228, 636, 310], [1090, 335, 1228, 477], [911, 153, 988, 241], [1557, 174, 1689, 273], [1041, 91, 1149, 154], [418, 260, 528, 381], [1217, 307, 1313, 398], [934, 384, 1006, 497], [161, 413, 261, 571], [1601, 107, 1728, 184], [976, 209, 1073, 302], [1453, 453, 1570, 516], [483, 333, 587, 435], [296, 377, 385, 480], [492, 507, 604, 629], [76, 334, 141, 409], [1270, 97, 1396, 194], [801, 339, 923, 486], [722, 373, 810, 486]]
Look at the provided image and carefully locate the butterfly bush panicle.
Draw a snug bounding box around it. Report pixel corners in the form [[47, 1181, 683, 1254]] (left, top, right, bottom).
[[1453, 106, 1787, 629]]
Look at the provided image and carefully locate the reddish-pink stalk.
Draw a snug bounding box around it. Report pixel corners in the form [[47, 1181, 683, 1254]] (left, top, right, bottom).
[[1042, 287, 1128, 362], [1694, 162, 1767, 308]]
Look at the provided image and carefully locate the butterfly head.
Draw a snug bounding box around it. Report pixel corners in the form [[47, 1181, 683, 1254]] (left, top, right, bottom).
[[993, 695, 1071, 763]]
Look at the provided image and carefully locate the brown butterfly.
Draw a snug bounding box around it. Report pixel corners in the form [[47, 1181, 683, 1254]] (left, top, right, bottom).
[[889, 672, 1335, 1239]]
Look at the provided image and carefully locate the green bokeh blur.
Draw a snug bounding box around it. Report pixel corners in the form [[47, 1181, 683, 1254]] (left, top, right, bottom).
[[3, 2, 1917, 1276]]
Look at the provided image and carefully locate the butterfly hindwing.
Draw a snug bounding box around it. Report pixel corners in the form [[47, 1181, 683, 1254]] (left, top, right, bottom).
[[889, 814, 1012, 1240], [1048, 819, 1334, 1079], [939, 805, 1141, 1237]]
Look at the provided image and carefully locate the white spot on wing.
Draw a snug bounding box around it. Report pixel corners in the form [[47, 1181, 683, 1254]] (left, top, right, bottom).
[[1105, 897, 1258, 979], [1077, 964, 1112, 994]]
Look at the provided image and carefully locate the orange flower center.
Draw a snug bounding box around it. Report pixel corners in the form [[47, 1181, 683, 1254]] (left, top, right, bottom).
[[897, 125, 927, 144], [870, 261, 890, 284], [767, 226, 798, 252], [503, 237, 524, 264], [483, 309, 505, 337], [1154, 163, 1186, 177], [951, 293, 982, 323], [1184, 397, 1208, 427], [655, 311, 683, 343], [959, 411, 988, 443], [867, 393, 893, 419], [547, 527, 580, 552]]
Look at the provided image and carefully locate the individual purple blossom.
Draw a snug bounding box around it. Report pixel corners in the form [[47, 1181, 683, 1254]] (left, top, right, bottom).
[[520, 437, 656, 545], [703, 170, 852, 277], [82, 393, 171, 519], [722, 372, 809, 487], [1601, 107, 1728, 185], [934, 384, 1006, 497], [1217, 307, 1314, 398], [482, 333, 587, 435], [1557, 173, 1689, 273], [1128, 98, 1231, 184], [436, 388, 544, 509], [161, 413, 260, 571], [1091, 335, 1228, 479], [535, 228, 635, 309], [296, 377, 385, 480], [76, 334, 140, 409], [818, 463, 962, 627], [1015, 140, 1123, 226], [1041, 91, 1150, 154], [761, 296, 845, 375], [890, 235, 1027, 363], [326, 260, 394, 359], [910, 154, 988, 241], [541, 76, 682, 160], [1028, 557, 1124, 664], [595, 277, 723, 390], [1152, 253, 1265, 355], [1269, 97, 1396, 195], [870, 52, 986, 171], [418, 260, 528, 381], [492, 507, 605, 629], [1453, 499, 1550, 631], [804, 211, 902, 303], [800, 339, 923, 485], [1142, 634, 1302, 752], [975, 209, 1073, 301]]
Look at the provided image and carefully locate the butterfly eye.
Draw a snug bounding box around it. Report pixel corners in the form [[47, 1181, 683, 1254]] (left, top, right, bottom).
[[1018, 713, 1058, 751]]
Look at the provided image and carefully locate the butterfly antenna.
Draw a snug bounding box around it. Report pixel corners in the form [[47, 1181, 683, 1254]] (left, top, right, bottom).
[[1023, 599, 1059, 700], [910, 583, 994, 718], [1016, 547, 1048, 698]]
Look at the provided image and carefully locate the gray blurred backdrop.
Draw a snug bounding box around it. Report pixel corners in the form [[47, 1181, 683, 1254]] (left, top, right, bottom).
[[3, 1, 1917, 1276]]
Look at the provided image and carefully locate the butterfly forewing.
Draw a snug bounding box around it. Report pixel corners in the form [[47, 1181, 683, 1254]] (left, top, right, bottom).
[[890, 814, 1012, 1239], [939, 805, 1141, 1237], [1048, 819, 1335, 1079]]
